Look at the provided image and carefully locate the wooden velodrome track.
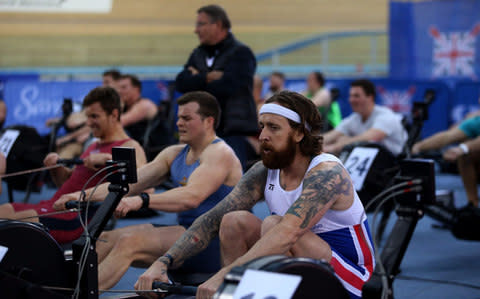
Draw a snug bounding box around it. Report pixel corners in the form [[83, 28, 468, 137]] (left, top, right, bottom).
[[0, 0, 387, 67]]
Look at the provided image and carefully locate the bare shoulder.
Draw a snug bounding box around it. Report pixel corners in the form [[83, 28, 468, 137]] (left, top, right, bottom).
[[201, 139, 239, 164], [139, 98, 158, 109], [303, 160, 353, 207], [121, 139, 146, 154], [119, 138, 148, 165], [156, 144, 186, 163], [305, 160, 351, 186]]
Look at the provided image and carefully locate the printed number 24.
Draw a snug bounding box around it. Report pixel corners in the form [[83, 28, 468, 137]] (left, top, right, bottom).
[[241, 293, 277, 299], [346, 156, 371, 177]]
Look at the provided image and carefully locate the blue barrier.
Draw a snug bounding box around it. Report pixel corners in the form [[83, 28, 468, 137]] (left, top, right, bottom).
[[0, 64, 389, 78], [3, 80, 99, 135], [0, 77, 474, 141], [0, 66, 182, 77], [139, 79, 171, 105], [3, 80, 171, 135]]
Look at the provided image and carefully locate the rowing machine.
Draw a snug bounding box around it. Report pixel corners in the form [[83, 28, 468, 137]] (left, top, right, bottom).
[[0, 147, 137, 299]]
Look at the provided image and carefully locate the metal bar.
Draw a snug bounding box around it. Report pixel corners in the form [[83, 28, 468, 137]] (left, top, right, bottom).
[[322, 39, 329, 66]]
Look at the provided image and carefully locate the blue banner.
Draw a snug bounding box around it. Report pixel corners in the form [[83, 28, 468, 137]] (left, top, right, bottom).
[[373, 79, 451, 138], [390, 0, 480, 80], [141, 79, 171, 105], [3, 80, 100, 135], [3, 79, 172, 135]]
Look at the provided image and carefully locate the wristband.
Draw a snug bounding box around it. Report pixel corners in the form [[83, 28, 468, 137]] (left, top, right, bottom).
[[459, 143, 469, 155], [139, 192, 150, 209], [162, 253, 173, 267]]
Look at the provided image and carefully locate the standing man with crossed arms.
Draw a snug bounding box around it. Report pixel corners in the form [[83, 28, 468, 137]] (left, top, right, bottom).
[[136, 91, 375, 299], [176, 4, 258, 170]]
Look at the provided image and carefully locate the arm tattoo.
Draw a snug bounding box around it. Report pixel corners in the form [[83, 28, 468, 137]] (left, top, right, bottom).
[[164, 162, 268, 269], [158, 256, 170, 270], [287, 163, 351, 229]]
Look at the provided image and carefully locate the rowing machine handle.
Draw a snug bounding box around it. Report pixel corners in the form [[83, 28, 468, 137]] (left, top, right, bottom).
[[65, 200, 87, 210], [57, 158, 84, 166], [152, 281, 197, 295]]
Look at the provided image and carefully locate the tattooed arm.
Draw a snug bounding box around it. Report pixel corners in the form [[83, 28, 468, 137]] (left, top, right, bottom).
[[211, 161, 352, 271], [186, 161, 354, 298], [134, 161, 268, 293], [166, 161, 267, 268]]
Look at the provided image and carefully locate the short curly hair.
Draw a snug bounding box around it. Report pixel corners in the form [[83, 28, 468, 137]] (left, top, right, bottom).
[[83, 86, 121, 120]]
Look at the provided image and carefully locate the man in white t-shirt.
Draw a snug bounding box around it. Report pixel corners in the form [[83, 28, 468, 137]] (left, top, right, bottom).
[[323, 79, 407, 156]]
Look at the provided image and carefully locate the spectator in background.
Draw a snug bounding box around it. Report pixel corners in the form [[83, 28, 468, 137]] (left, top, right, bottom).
[[412, 114, 480, 207], [324, 79, 407, 156], [303, 71, 342, 131], [264, 71, 285, 99], [102, 69, 122, 90], [118, 74, 158, 145], [175, 4, 258, 170], [51, 102, 90, 159]]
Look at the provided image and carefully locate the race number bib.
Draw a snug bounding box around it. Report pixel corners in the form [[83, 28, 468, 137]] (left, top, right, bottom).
[[0, 130, 20, 157], [233, 269, 301, 299], [344, 147, 379, 191], [0, 245, 7, 263]]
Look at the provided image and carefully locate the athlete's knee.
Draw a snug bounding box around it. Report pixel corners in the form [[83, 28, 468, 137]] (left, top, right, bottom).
[[98, 230, 112, 242], [0, 203, 15, 218], [261, 214, 283, 236], [114, 232, 143, 256], [220, 211, 255, 240]]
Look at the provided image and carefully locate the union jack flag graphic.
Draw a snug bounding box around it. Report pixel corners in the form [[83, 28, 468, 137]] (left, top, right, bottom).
[[429, 23, 480, 78], [377, 86, 416, 115]]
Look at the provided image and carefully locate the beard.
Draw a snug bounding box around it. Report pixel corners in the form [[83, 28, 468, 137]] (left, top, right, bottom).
[[260, 135, 297, 169]]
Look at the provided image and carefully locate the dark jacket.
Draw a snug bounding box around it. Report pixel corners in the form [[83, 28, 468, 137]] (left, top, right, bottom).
[[176, 33, 258, 136]]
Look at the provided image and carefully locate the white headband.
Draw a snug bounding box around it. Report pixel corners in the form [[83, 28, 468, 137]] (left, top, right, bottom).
[[259, 103, 311, 131]]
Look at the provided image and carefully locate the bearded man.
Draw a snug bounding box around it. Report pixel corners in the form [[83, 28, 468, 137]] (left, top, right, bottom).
[[136, 91, 375, 299]]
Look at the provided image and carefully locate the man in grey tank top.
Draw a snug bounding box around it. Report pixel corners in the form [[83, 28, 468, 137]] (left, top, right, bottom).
[[54, 91, 243, 290]]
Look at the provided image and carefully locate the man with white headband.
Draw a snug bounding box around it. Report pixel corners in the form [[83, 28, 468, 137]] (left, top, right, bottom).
[[136, 91, 375, 299]]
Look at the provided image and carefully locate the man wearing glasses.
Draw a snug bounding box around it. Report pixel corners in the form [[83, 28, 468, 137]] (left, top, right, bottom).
[[176, 5, 258, 171]]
